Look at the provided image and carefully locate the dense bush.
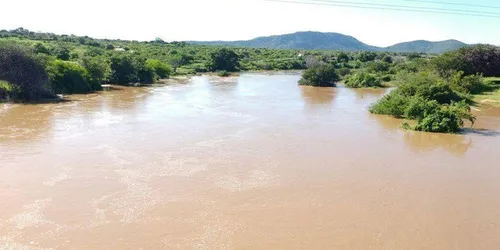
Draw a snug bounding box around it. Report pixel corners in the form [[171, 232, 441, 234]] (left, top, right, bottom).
[[366, 61, 391, 73], [357, 51, 377, 62], [381, 55, 393, 64], [369, 71, 474, 133], [336, 67, 351, 77], [146, 59, 172, 79], [449, 71, 485, 94], [80, 56, 110, 90], [109, 54, 142, 84], [299, 64, 339, 87], [0, 43, 53, 100], [46, 60, 93, 94], [344, 71, 382, 88], [433, 45, 500, 77], [412, 101, 475, 133], [207, 48, 240, 72]]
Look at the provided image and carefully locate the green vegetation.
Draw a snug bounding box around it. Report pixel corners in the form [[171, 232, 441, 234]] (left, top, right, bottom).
[[473, 77, 500, 106], [47, 60, 96, 94], [1, 27, 499, 134], [0, 80, 21, 100], [207, 48, 240, 72], [299, 64, 340, 87], [368, 51, 498, 133], [344, 71, 382, 88], [0, 42, 53, 101], [0, 27, 311, 101]]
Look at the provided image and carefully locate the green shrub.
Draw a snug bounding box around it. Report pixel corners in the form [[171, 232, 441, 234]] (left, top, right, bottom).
[[146, 59, 172, 79], [138, 63, 158, 84], [369, 92, 410, 118], [370, 71, 474, 133], [47, 60, 92, 94], [207, 48, 240, 72], [344, 71, 382, 88], [336, 68, 351, 77], [0, 80, 21, 100], [381, 55, 393, 64], [299, 64, 339, 87], [109, 54, 142, 84], [432, 45, 500, 77], [413, 101, 475, 133], [366, 61, 391, 73], [80, 56, 110, 91], [449, 71, 485, 94]]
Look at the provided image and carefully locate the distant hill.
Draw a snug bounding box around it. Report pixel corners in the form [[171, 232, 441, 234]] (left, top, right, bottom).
[[190, 31, 468, 54], [385, 40, 468, 54]]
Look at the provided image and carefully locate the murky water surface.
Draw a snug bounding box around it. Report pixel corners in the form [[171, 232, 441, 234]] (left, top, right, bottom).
[[1, 73, 500, 249]]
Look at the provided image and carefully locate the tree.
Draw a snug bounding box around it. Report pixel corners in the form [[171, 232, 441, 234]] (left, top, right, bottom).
[[55, 46, 71, 60], [299, 64, 340, 87], [81, 56, 110, 90], [357, 51, 377, 62], [34, 43, 50, 54], [433, 45, 500, 77], [0, 43, 52, 100], [109, 54, 141, 84], [146, 59, 172, 79], [381, 55, 393, 64], [337, 52, 349, 63], [169, 53, 193, 72], [305, 55, 323, 68], [207, 48, 240, 72], [344, 71, 382, 88], [46, 60, 92, 94]]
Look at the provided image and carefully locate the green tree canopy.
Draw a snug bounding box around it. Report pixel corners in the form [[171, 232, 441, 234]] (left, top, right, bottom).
[[299, 64, 340, 87], [207, 48, 240, 72]]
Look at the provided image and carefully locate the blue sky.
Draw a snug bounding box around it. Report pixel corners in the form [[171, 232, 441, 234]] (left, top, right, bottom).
[[0, 0, 499, 46]]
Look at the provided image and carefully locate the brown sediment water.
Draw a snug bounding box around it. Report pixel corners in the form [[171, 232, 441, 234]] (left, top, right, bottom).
[[1, 72, 500, 249]]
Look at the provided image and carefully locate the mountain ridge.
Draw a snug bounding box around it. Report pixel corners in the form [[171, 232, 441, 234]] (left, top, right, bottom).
[[189, 31, 468, 54]]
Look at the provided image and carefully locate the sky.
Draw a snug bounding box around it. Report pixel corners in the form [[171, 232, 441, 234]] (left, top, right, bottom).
[[1, 0, 499, 47]]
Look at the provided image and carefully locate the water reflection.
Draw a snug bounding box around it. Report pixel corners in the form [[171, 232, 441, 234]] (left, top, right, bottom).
[[353, 88, 388, 101], [371, 114, 403, 131], [403, 131, 472, 156], [371, 114, 473, 155], [0, 103, 56, 143], [300, 86, 337, 105]]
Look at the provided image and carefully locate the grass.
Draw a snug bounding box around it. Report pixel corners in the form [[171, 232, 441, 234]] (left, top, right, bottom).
[[473, 77, 500, 107]]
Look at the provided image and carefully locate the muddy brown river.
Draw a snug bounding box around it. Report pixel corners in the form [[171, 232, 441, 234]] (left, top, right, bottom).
[[1, 72, 500, 249]]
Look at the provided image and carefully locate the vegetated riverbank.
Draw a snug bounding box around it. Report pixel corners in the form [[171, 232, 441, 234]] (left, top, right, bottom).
[[2, 28, 500, 134], [298, 45, 500, 133], [474, 77, 500, 107], [0, 27, 424, 102]]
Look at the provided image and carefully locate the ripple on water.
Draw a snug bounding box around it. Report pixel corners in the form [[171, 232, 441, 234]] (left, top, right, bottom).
[[42, 172, 70, 187], [215, 169, 279, 192], [9, 199, 53, 230], [110, 169, 162, 223]]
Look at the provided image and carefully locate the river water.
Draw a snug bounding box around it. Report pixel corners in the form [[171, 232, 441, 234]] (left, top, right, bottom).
[[1, 72, 500, 249]]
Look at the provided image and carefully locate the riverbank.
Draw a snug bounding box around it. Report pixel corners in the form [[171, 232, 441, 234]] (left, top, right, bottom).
[[474, 77, 500, 107]]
